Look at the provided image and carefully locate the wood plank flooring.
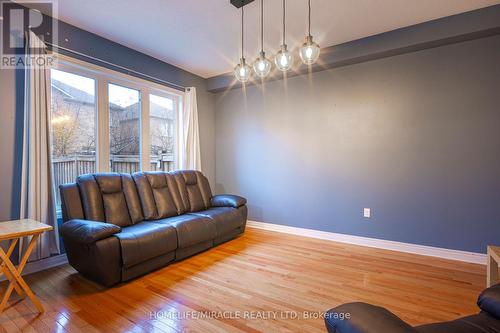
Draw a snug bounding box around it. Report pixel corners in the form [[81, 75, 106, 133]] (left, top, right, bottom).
[[0, 227, 486, 332]]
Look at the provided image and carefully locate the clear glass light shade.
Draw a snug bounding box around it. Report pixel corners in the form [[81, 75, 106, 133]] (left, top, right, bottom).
[[234, 58, 251, 83], [253, 52, 272, 78], [299, 35, 320, 65], [274, 44, 293, 72]]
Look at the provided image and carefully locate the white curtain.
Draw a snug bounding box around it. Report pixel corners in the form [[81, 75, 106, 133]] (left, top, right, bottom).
[[19, 31, 60, 262], [177, 87, 201, 171]]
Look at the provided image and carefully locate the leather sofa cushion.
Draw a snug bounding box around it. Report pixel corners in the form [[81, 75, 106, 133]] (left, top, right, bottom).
[[189, 207, 244, 236], [60, 219, 121, 244], [477, 284, 500, 319], [325, 303, 416, 333], [133, 172, 182, 219], [211, 194, 247, 208], [77, 173, 144, 227], [121, 174, 144, 223], [77, 174, 106, 222], [145, 173, 178, 218], [133, 173, 158, 220], [416, 313, 500, 333], [95, 173, 122, 193], [172, 171, 212, 213], [152, 215, 216, 248], [102, 192, 132, 227], [95, 174, 134, 227], [114, 222, 177, 268], [59, 183, 84, 222]]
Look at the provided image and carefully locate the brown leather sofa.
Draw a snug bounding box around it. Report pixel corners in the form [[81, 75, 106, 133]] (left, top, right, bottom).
[[59, 170, 247, 286], [324, 283, 500, 333]]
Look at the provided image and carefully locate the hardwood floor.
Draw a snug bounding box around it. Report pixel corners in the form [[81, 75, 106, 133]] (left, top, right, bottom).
[[0, 227, 485, 332]]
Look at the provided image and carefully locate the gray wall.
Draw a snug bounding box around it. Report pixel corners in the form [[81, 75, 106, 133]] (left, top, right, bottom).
[[215, 34, 500, 253], [0, 14, 216, 222]]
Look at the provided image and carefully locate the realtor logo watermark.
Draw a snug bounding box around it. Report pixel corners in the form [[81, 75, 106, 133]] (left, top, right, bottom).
[[1, 0, 57, 68], [149, 310, 352, 321]]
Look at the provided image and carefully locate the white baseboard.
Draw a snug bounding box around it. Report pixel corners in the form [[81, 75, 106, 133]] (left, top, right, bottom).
[[247, 221, 486, 265], [0, 254, 68, 282]]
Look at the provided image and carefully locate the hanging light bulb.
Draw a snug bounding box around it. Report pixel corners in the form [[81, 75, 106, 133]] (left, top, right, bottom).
[[234, 58, 251, 83], [275, 45, 293, 71], [234, 4, 251, 83], [275, 0, 293, 72], [300, 36, 320, 65], [300, 0, 320, 65], [253, 0, 272, 78], [253, 52, 272, 78]]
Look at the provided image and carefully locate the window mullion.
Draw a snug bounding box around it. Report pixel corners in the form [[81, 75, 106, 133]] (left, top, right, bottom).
[[174, 96, 181, 170], [97, 77, 110, 172], [141, 90, 150, 171]]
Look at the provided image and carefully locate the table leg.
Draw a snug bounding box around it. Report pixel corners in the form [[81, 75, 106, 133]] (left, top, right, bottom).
[[0, 238, 25, 298], [487, 248, 498, 288], [0, 234, 44, 313]]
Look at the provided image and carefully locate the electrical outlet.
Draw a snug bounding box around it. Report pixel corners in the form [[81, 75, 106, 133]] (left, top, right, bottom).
[[363, 208, 371, 218]]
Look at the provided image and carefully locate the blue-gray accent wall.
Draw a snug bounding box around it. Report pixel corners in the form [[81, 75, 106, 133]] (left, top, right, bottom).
[[214, 34, 500, 253]]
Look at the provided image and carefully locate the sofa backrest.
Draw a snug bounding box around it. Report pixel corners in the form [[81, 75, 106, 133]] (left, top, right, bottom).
[[60, 183, 85, 222], [76, 173, 144, 227], [60, 170, 213, 224], [132, 170, 213, 217], [132, 171, 181, 220], [171, 170, 212, 213]]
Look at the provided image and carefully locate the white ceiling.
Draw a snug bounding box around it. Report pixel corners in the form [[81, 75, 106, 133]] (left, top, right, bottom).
[[45, 0, 500, 78]]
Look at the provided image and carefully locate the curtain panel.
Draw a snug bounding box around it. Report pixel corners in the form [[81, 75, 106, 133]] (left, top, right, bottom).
[[19, 31, 60, 262], [177, 87, 201, 171]]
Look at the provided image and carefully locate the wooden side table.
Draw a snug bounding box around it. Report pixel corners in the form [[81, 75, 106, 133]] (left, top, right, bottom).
[[0, 219, 53, 313], [487, 245, 500, 288]]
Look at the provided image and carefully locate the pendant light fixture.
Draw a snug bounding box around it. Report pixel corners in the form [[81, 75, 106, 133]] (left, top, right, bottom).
[[234, 3, 251, 83], [299, 0, 320, 65], [252, 0, 272, 78], [274, 0, 293, 72]]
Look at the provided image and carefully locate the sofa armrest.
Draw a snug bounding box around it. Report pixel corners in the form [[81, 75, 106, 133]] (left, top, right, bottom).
[[478, 284, 500, 319], [211, 194, 247, 208], [325, 303, 417, 333], [60, 219, 121, 244]]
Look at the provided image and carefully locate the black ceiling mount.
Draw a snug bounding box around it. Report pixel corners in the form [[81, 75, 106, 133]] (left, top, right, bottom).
[[230, 0, 255, 8]]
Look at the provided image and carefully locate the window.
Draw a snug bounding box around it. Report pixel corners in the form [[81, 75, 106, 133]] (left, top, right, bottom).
[[49, 55, 183, 213], [109, 84, 141, 173], [50, 69, 97, 208], [150, 94, 176, 171]]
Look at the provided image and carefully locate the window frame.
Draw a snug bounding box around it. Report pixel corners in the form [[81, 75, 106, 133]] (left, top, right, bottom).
[[51, 53, 183, 173]]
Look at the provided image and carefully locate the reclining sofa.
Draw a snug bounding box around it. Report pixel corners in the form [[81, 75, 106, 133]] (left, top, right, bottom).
[[325, 283, 500, 333], [59, 170, 247, 286]]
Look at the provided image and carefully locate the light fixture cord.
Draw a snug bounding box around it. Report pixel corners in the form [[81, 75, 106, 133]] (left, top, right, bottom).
[[308, 0, 311, 36], [260, 0, 264, 52], [282, 0, 286, 45], [241, 5, 244, 58]]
